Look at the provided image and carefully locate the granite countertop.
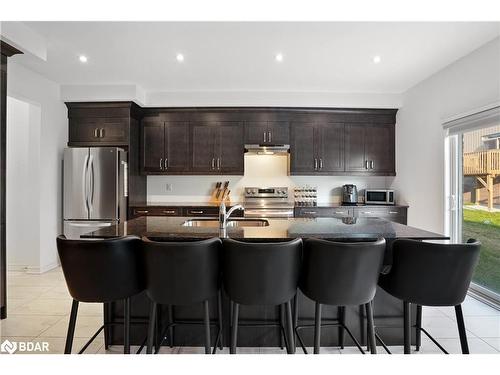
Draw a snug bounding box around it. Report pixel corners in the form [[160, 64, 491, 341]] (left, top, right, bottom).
[[82, 216, 446, 241]]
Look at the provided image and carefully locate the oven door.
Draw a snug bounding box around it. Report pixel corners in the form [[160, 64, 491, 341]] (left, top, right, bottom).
[[244, 208, 294, 218]]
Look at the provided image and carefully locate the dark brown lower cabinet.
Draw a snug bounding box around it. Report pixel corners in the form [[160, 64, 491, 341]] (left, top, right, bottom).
[[294, 206, 408, 225]]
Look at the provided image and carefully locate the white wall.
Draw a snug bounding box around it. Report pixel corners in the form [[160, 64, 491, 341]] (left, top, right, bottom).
[[148, 154, 393, 204], [7, 61, 67, 273], [392, 37, 500, 234], [6, 97, 41, 269]]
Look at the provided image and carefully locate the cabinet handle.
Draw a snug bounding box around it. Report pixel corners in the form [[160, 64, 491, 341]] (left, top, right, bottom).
[[365, 160, 369, 169], [99, 128, 105, 138], [164, 158, 168, 169], [319, 158, 323, 170], [370, 160, 374, 169], [163, 210, 176, 214], [303, 211, 317, 214], [361, 211, 372, 214], [211, 158, 215, 169], [159, 158, 163, 170], [389, 211, 398, 214], [189, 210, 204, 214], [268, 131, 272, 143], [263, 132, 267, 143], [135, 210, 149, 214], [94, 128, 99, 138], [334, 211, 345, 214], [314, 158, 318, 170], [217, 157, 221, 170]]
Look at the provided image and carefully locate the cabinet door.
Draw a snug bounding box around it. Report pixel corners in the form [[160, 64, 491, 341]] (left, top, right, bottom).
[[217, 122, 244, 174], [192, 124, 216, 173], [142, 119, 165, 173], [69, 118, 103, 144], [317, 123, 344, 172], [344, 123, 367, 172], [245, 122, 269, 144], [165, 122, 190, 173], [99, 118, 129, 144], [290, 123, 316, 173], [365, 124, 395, 174], [268, 121, 290, 144]]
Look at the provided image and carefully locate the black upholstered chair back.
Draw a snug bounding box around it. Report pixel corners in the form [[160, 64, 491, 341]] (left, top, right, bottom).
[[380, 239, 480, 306], [222, 238, 303, 305], [56, 235, 144, 303], [142, 237, 222, 306], [300, 238, 386, 306]]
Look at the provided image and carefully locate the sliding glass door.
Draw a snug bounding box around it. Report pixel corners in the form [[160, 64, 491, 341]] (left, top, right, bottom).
[[447, 117, 500, 304]]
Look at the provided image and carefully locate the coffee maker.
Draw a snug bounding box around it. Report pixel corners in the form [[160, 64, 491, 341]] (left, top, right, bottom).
[[342, 184, 358, 205]]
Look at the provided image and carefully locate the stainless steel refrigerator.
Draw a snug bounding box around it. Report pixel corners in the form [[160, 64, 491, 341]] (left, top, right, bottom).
[[63, 147, 128, 239]]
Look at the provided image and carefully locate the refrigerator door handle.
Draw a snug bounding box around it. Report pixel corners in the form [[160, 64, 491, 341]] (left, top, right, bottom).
[[83, 153, 90, 216], [89, 154, 95, 214]]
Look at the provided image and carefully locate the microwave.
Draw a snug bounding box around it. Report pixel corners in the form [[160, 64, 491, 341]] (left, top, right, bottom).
[[365, 189, 395, 205]]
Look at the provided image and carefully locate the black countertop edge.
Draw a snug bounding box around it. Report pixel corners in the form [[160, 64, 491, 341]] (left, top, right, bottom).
[[130, 202, 409, 208]]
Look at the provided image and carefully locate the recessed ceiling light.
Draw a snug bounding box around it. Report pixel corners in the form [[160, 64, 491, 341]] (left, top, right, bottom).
[[373, 55, 381, 64], [275, 53, 284, 62], [79, 55, 88, 63], [176, 53, 184, 62]]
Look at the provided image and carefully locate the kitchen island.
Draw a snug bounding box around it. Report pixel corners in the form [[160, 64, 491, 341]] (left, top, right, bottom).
[[84, 216, 447, 350]]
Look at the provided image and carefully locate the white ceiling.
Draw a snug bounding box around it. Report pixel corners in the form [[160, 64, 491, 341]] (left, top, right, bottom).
[[11, 22, 500, 94]]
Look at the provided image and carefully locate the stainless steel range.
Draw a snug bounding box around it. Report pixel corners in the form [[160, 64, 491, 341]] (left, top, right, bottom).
[[243, 187, 294, 218]]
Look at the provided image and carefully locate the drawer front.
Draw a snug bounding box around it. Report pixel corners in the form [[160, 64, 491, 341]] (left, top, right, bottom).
[[131, 207, 181, 217], [354, 206, 407, 224], [184, 207, 219, 217], [295, 207, 352, 218]]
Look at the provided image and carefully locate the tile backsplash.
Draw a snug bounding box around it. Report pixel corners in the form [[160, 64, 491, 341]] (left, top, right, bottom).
[[147, 154, 394, 203]]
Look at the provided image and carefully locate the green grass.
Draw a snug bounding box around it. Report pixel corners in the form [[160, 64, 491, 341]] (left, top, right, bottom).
[[462, 208, 500, 293]]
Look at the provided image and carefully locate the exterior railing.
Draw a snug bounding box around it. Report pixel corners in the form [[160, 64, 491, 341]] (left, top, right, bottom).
[[464, 149, 500, 176]]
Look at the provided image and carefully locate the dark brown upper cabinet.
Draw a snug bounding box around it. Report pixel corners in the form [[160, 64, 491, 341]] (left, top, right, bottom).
[[290, 122, 344, 174], [245, 121, 289, 145], [345, 123, 395, 175], [192, 122, 244, 175], [142, 119, 190, 174], [66, 102, 142, 147]]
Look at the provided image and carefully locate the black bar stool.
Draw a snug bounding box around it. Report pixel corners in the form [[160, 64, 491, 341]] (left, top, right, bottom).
[[296, 237, 386, 354], [142, 237, 223, 354], [378, 238, 481, 354], [222, 238, 302, 354], [56, 235, 145, 354]]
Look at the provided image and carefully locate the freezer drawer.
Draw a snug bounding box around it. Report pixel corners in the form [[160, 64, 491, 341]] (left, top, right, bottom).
[[63, 221, 116, 240]]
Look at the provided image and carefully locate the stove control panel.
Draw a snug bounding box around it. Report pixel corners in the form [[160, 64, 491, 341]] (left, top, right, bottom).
[[244, 187, 289, 198]]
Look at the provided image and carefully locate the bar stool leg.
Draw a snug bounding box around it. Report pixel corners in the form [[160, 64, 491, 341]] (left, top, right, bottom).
[[168, 305, 175, 347], [146, 301, 157, 354], [338, 306, 345, 349], [64, 299, 79, 354], [293, 294, 299, 353], [403, 301, 411, 354], [217, 290, 224, 350], [103, 302, 110, 350], [279, 304, 285, 349], [365, 301, 377, 354], [285, 300, 295, 354], [230, 303, 239, 354], [314, 302, 322, 354], [124, 298, 131, 354], [203, 300, 211, 354], [455, 305, 469, 354], [415, 305, 422, 351]]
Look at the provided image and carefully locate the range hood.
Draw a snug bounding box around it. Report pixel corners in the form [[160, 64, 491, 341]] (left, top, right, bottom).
[[244, 144, 290, 155]]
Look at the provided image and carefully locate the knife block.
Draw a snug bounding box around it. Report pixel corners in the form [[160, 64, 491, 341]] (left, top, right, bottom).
[[209, 183, 230, 204]]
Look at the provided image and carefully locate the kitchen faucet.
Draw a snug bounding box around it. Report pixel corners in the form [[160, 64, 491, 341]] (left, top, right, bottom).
[[219, 202, 244, 229]]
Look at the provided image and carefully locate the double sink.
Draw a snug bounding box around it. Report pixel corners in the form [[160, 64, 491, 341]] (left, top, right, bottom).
[[182, 218, 269, 228]]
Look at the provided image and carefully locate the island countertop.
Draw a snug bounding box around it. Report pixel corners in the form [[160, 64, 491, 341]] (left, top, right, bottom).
[[82, 216, 447, 241]]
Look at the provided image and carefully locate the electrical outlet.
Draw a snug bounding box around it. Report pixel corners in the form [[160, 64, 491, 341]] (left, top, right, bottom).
[[166, 183, 173, 192]]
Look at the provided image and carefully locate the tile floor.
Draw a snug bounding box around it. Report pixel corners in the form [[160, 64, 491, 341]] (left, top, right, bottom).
[[1, 267, 499, 354]]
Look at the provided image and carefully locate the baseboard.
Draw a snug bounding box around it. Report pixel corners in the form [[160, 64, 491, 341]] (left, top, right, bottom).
[[7, 261, 60, 274]]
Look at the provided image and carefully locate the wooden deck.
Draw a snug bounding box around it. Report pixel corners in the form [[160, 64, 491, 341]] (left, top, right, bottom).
[[464, 149, 499, 210], [464, 149, 500, 176]]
